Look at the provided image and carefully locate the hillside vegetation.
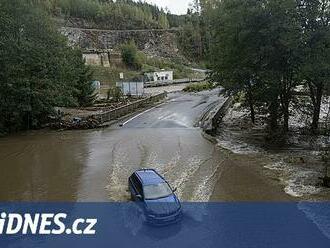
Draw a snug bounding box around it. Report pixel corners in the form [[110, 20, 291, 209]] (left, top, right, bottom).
[[0, 0, 96, 134], [32, 0, 205, 63], [32, 0, 186, 30]]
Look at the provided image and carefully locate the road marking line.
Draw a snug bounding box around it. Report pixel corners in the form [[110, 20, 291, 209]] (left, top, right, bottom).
[[121, 103, 165, 126]]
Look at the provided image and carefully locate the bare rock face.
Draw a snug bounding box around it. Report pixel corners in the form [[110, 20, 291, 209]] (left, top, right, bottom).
[[60, 27, 185, 62]]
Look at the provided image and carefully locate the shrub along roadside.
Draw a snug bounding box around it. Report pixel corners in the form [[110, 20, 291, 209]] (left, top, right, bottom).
[[183, 82, 215, 92]]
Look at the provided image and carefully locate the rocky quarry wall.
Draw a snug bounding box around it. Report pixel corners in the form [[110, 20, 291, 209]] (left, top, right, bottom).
[[60, 27, 185, 65]]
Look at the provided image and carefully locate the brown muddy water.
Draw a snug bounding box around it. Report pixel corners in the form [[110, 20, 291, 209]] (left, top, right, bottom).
[[216, 106, 330, 201], [0, 128, 225, 202], [0, 91, 228, 202], [0, 91, 328, 202], [0, 128, 298, 202]]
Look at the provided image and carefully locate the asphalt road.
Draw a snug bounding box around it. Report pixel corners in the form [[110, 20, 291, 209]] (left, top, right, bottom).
[[103, 90, 227, 201], [0, 90, 226, 202]]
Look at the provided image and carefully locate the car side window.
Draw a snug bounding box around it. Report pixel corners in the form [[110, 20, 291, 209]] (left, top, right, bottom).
[[131, 174, 142, 196], [131, 174, 137, 189], [136, 180, 143, 196]]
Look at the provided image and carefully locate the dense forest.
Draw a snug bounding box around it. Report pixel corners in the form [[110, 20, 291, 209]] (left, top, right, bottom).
[[32, 0, 203, 60], [26, 0, 204, 61], [28, 0, 186, 29]]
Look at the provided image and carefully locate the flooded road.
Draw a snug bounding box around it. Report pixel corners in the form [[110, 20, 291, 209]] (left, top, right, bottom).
[[0, 90, 226, 201]]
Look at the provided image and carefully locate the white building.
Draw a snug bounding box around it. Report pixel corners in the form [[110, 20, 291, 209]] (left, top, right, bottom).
[[145, 71, 173, 82]]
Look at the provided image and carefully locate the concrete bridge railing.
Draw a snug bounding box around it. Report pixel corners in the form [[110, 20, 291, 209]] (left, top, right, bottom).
[[144, 78, 205, 88], [211, 97, 233, 131], [93, 92, 167, 123]]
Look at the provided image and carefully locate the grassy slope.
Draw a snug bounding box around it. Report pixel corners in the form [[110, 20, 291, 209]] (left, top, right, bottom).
[[91, 66, 141, 87], [91, 57, 205, 87]]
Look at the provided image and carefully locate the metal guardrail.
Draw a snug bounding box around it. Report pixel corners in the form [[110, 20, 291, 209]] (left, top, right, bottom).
[[144, 78, 205, 88], [93, 92, 167, 123]]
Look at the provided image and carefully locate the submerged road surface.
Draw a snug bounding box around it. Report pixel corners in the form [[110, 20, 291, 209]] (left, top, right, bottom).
[[0, 90, 226, 201]]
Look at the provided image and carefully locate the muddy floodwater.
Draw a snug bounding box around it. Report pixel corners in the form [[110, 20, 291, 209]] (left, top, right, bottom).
[[0, 129, 219, 201], [1, 91, 328, 202], [214, 106, 330, 201], [0, 91, 227, 202]]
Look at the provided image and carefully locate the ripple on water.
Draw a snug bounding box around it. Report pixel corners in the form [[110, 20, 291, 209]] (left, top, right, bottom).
[[264, 161, 324, 198], [106, 151, 219, 202], [216, 138, 261, 155]]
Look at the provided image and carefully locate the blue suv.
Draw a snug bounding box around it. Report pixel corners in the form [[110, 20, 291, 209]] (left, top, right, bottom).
[[128, 169, 182, 225]]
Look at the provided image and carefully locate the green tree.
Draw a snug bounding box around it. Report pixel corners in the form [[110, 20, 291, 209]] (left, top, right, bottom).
[[210, 0, 269, 124], [0, 0, 95, 134], [299, 0, 330, 133], [158, 12, 170, 29], [179, 21, 203, 60], [71, 50, 96, 107], [54, 0, 171, 30], [265, 0, 303, 131], [121, 40, 143, 70], [178, 0, 218, 62], [210, 0, 304, 131]]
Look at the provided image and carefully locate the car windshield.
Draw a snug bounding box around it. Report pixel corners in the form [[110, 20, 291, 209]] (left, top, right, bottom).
[[143, 183, 172, 200]]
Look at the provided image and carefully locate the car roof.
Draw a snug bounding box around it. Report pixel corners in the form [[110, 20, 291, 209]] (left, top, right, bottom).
[[135, 169, 165, 185]]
